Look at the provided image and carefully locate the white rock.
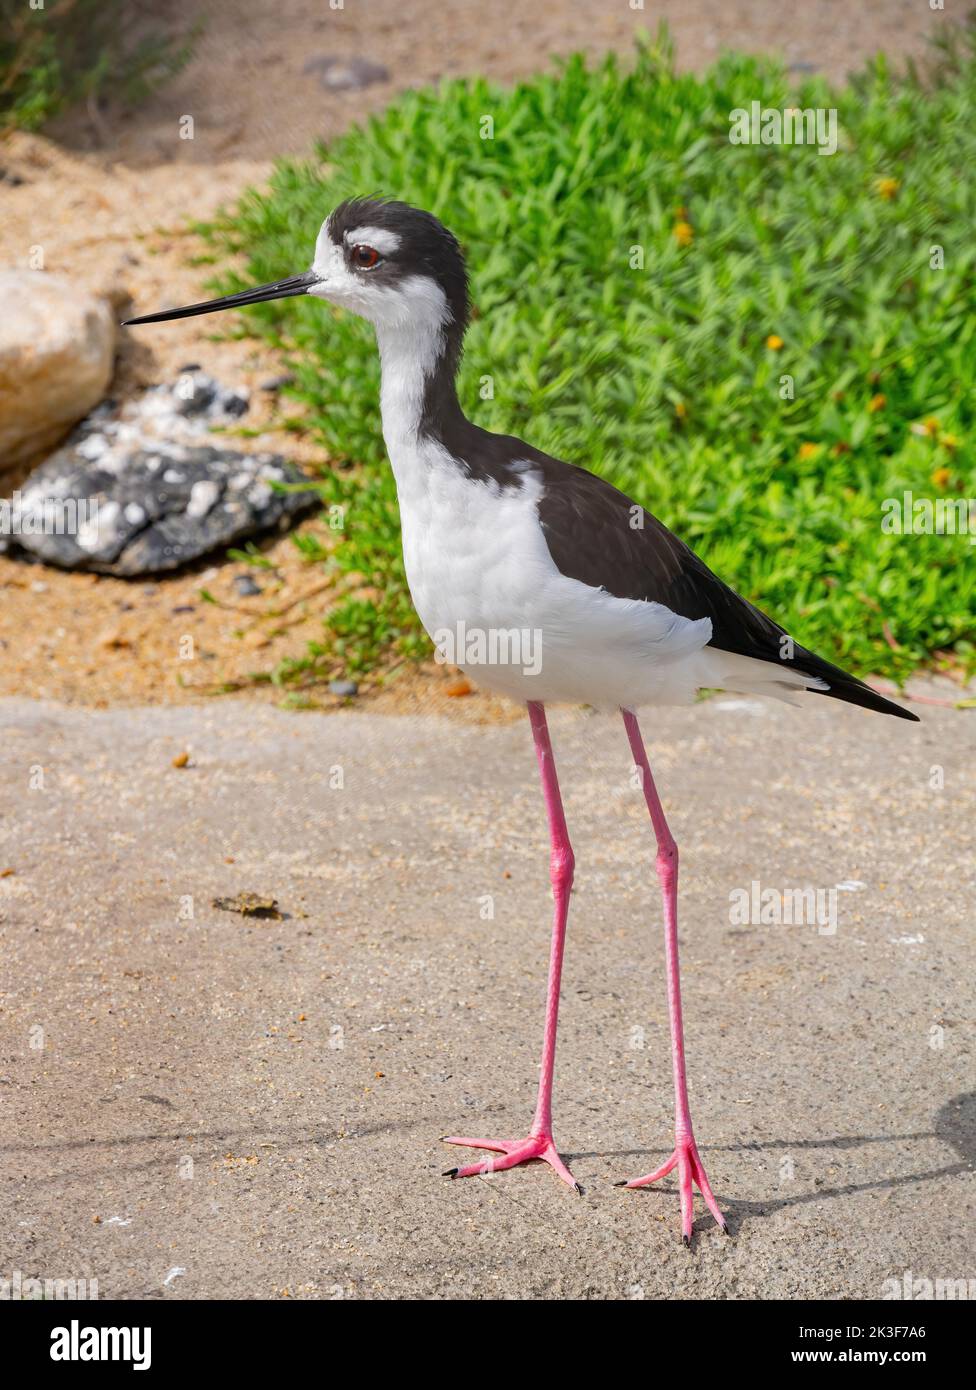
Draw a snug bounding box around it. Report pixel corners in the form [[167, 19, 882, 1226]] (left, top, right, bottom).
[[0, 270, 115, 472], [186, 479, 219, 519]]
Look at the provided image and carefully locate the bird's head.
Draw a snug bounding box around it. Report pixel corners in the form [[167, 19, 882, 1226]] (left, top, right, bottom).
[[124, 196, 469, 341]]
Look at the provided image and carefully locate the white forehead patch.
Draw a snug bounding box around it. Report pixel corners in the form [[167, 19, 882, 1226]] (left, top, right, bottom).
[[311, 213, 446, 330], [344, 225, 401, 256]]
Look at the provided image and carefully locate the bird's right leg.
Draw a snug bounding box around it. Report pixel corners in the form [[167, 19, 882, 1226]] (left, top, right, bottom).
[[614, 708, 728, 1243], [442, 700, 580, 1193]]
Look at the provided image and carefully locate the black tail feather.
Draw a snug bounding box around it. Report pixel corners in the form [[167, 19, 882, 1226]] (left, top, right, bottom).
[[796, 650, 920, 721]]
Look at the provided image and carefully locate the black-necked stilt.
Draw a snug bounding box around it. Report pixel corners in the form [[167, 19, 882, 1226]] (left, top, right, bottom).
[[125, 197, 918, 1244]]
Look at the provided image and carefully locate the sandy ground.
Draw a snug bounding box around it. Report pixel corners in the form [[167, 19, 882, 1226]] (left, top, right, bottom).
[[0, 691, 972, 1299], [0, 0, 964, 710]]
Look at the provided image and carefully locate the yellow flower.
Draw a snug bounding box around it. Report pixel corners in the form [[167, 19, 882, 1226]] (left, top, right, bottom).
[[938, 434, 960, 452], [910, 417, 940, 439], [868, 393, 886, 413], [876, 176, 900, 200], [931, 467, 951, 488], [798, 442, 820, 461], [672, 220, 694, 247], [766, 334, 784, 350], [674, 401, 688, 420]]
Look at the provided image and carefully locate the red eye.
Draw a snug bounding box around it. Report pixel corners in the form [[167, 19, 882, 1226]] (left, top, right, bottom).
[[352, 244, 380, 269]]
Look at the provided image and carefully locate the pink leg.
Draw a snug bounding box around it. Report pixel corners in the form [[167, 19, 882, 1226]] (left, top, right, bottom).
[[443, 701, 580, 1193], [616, 708, 728, 1243]]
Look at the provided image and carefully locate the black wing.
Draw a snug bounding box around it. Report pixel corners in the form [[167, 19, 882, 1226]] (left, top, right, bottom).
[[526, 449, 917, 722]]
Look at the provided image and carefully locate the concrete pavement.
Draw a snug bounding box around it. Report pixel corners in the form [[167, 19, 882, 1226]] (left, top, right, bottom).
[[0, 691, 973, 1299]]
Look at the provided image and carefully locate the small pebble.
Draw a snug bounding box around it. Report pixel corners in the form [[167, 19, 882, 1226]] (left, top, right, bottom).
[[171, 752, 190, 768], [260, 373, 296, 392], [304, 55, 389, 91], [329, 679, 358, 698], [233, 574, 262, 597]]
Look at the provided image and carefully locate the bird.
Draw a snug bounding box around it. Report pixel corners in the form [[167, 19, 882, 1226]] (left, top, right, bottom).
[[125, 195, 919, 1245]]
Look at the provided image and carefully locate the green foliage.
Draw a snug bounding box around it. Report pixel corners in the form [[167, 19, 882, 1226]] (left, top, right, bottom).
[[0, 0, 198, 131], [207, 26, 976, 685]]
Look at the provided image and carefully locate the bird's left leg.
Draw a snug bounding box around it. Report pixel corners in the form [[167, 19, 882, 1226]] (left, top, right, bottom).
[[442, 701, 580, 1192], [615, 708, 727, 1243]]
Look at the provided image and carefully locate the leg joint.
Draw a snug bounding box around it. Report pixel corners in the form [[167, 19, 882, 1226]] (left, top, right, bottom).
[[550, 845, 575, 889], [656, 839, 678, 881]]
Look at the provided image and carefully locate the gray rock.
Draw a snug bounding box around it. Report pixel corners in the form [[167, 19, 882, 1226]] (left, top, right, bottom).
[[303, 56, 389, 91], [7, 446, 317, 576], [3, 371, 318, 576], [328, 679, 359, 698]]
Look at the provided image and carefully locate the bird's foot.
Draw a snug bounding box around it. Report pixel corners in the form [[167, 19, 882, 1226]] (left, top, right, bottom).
[[441, 1132, 581, 1192], [617, 1133, 727, 1244]]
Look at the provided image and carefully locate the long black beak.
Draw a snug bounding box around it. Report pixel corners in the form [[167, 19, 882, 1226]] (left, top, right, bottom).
[[122, 270, 322, 326]]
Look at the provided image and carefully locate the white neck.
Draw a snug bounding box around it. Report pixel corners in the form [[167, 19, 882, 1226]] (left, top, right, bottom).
[[375, 318, 447, 489], [369, 272, 458, 462], [376, 321, 441, 436]]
